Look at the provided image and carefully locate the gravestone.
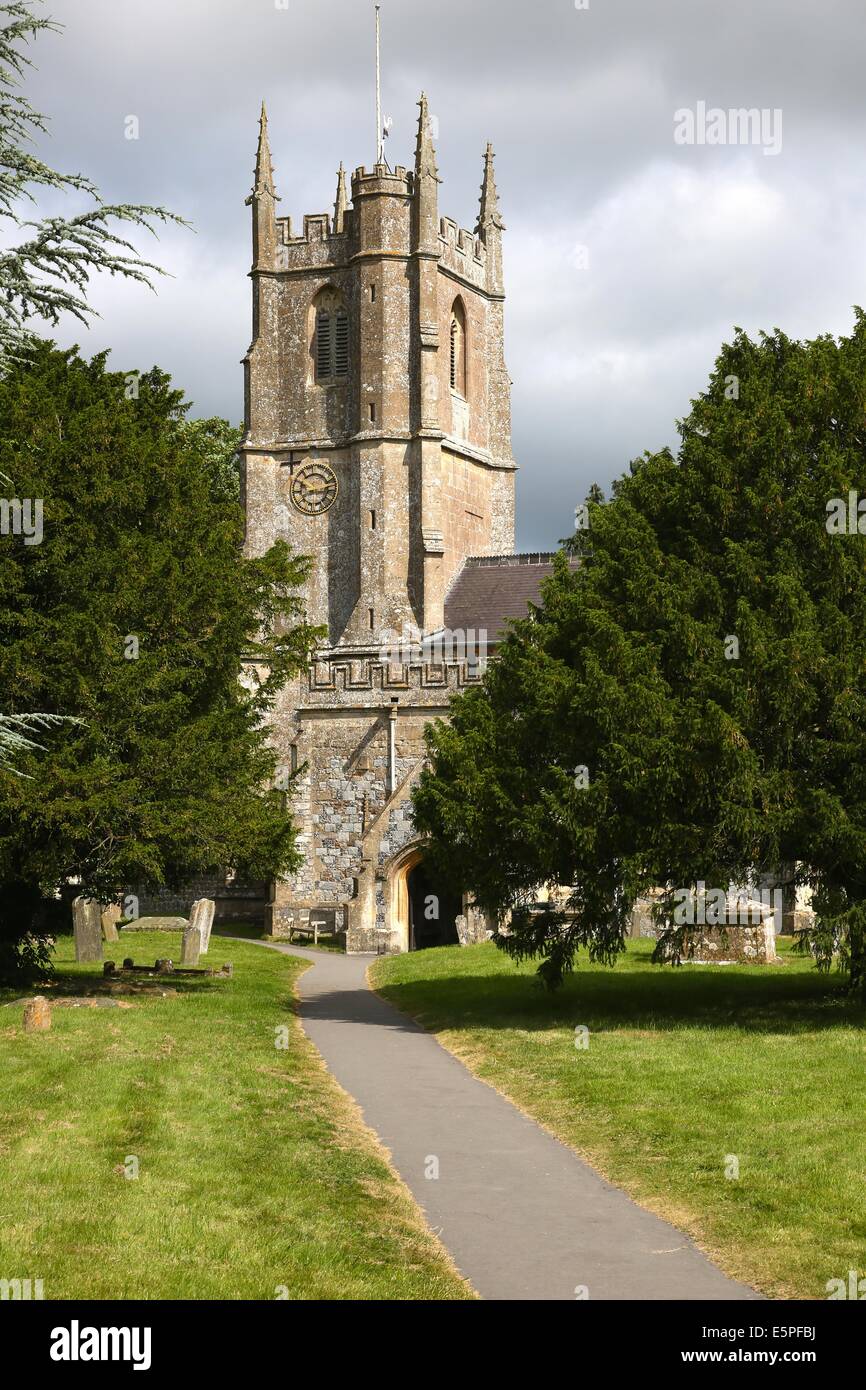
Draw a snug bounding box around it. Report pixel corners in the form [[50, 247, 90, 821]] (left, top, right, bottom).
[[101, 903, 122, 942], [629, 898, 656, 938], [200, 899, 216, 952], [455, 907, 491, 946], [181, 923, 202, 967], [783, 883, 815, 937], [466, 905, 492, 943], [72, 897, 103, 963], [628, 888, 668, 938], [190, 898, 216, 954], [23, 996, 51, 1032]]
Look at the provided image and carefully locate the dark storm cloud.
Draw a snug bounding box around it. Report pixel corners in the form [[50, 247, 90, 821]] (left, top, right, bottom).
[[17, 0, 866, 547]]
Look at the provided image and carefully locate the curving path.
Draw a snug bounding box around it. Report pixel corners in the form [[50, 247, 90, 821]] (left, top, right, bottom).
[[229, 938, 761, 1302]]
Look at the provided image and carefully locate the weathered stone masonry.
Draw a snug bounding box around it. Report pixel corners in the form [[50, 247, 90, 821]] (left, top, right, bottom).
[[242, 96, 525, 951]]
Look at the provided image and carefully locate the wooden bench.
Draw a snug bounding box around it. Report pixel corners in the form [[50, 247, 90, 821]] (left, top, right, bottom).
[[287, 911, 344, 946], [288, 917, 326, 945]]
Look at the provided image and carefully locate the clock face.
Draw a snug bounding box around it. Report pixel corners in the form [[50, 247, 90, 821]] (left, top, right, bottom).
[[290, 461, 338, 516]]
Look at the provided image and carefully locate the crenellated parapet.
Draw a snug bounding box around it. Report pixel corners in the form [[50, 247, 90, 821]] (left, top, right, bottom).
[[306, 653, 484, 705], [351, 163, 413, 195], [272, 212, 350, 272], [438, 217, 487, 290], [266, 204, 493, 292]]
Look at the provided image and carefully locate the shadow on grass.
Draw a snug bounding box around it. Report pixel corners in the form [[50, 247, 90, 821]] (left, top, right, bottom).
[[376, 944, 864, 1037], [42, 970, 227, 1000]]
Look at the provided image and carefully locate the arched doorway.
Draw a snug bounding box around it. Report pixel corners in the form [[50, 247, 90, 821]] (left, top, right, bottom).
[[407, 859, 461, 950], [391, 848, 462, 951]]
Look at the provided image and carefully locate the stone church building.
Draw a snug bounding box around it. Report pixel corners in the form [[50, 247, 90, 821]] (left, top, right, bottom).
[[239, 96, 557, 953], [139, 98, 810, 959]]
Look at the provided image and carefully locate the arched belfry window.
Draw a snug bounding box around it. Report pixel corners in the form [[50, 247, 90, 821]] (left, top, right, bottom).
[[450, 299, 467, 396], [313, 289, 349, 383]]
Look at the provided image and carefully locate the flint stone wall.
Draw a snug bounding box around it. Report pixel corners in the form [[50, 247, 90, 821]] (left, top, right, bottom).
[[263, 656, 481, 942], [136, 875, 266, 923]]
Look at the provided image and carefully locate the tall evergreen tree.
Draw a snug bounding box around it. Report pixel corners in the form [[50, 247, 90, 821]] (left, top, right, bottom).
[[414, 314, 866, 995], [0, 0, 187, 797], [179, 418, 243, 505], [0, 343, 321, 981]]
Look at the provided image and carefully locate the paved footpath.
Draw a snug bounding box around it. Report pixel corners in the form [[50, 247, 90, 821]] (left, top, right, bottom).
[[234, 939, 760, 1302]]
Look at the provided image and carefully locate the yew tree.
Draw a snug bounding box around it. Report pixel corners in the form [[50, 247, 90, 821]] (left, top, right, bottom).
[[414, 314, 866, 994], [0, 343, 320, 980]]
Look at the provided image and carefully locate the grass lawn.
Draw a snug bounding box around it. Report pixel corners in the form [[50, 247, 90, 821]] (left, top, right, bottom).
[[371, 937, 866, 1300], [0, 930, 471, 1300]]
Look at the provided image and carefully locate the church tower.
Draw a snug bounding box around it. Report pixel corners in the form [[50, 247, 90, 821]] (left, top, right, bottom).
[[242, 96, 517, 950]]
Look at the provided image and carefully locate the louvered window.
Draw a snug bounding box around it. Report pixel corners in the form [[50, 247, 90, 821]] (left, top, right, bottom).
[[316, 310, 332, 380], [315, 305, 348, 381], [334, 310, 349, 377]]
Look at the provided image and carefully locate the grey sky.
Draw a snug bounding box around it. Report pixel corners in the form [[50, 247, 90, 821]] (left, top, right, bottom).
[[19, 0, 866, 548]]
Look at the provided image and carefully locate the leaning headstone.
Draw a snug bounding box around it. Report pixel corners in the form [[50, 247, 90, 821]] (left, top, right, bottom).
[[23, 996, 51, 1032], [201, 899, 216, 952], [101, 904, 122, 942], [181, 923, 202, 966], [189, 898, 216, 954], [72, 896, 103, 963]]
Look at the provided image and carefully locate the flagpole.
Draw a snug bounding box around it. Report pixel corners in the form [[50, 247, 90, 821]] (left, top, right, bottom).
[[375, 5, 382, 165]]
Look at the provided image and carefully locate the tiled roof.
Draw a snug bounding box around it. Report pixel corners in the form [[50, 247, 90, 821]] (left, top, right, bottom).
[[443, 553, 577, 645]]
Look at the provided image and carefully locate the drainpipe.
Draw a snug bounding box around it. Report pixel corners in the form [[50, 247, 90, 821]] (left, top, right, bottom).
[[388, 697, 398, 797]]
